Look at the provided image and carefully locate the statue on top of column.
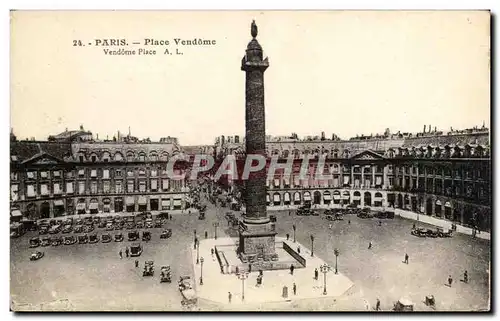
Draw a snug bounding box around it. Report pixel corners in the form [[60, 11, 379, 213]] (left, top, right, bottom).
[[251, 20, 258, 38]]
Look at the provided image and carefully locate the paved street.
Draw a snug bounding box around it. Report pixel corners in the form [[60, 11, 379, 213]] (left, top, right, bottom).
[[10, 196, 490, 311]]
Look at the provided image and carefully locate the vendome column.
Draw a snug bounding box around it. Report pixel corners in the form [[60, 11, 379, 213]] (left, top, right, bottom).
[[238, 21, 277, 262]]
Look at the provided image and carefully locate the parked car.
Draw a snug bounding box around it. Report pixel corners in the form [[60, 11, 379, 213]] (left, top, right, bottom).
[[130, 243, 143, 257], [61, 224, 73, 234], [89, 233, 99, 244], [78, 234, 89, 244], [51, 236, 63, 246], [38, 225, 49, 235], [101, 233, 112, 243], [29, 237, 41, 248], [41, 237, 51, 247], [63, 235, 77, 245], [128, 230, 139, 241], [48, 224, 62, 234], [142, 231, 151, 242], [145, 219, 154, 229], [114, 233, 124, 242], [73, 225, 84, 233], [30, 251, 45, 261], [105, 222, 114, 231], [160, 229, 172, 239], [393, 298, 414, 312], [143, 261, 154, 277], [160, 266, 172, 283], [136, 221, 144, 229]]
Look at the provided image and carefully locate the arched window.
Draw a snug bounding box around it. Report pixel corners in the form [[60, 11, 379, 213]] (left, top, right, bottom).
[[138, 152, 146, 162], [102, 151, 111, 162], [114, 152, 124, 161], [126, 151, 135, 162], [283, 150, 290, 158], [149, 151, 158, 161]]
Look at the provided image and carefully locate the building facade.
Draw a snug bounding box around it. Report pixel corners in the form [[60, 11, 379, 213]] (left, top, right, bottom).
[[10, 134, 196, 220], [213, 127, 491, 231]]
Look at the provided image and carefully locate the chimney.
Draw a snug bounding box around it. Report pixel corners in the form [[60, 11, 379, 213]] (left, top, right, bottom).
[[434, 126, 437, 132], [423, 125, 426, 133]]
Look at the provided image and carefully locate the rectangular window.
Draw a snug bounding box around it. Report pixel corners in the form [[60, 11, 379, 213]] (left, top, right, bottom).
[[127, 180, 134, 193], [91, 181, 97, 194], [139, 170, 146, 176], [115, 181, 123, 193], [11, 172, 18, 180], [40, 184, 48, 196], [151, 179, 158, 191], [103, 169, 110, 179], [66, 171, 74, 178], [78, 169, 85, 177], [127, 170, 134, 177], [139, 181, 146, 192], [274, 179, 280, 187], [11, 184, 19, 201], [103, 181, 110, 193], [53, 183, 61, 194], [115, 169, 122, 177], [66, 182, 74, 194], [40, 171, 48, 179], [27, 172, 35, 179], [151, 169, 157, 177], [27, 185, 35, 197], [79, 181, 85, 194], [90, 170, 97, 178], [162, 179, 169, 190], [53, 171, 61, 178]]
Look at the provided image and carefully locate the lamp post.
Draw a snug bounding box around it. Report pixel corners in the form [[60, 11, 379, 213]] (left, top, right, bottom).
[[320, 263, 331, 295], [196, 240, 200, 264], [292, 224, 296, 243], [237, 271, 249, 301], [200, 257, 204, 285], [213, 222, 219, 240], [334, 248, 340, 274], [310, 235, 315, 257]]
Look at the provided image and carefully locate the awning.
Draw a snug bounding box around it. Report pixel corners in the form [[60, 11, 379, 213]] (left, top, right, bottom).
[[11, 209, 22, 217], [284, 193, 291, 201], [342, 193, 350, 200], [76, 203, 86, 210], [353, 194, 361, 200], [273, 194, 280, 202], [444, 202, 451, 207], [436, 200, 442, 206], [126, 197, 135, 206], [294, 193, 301, 201], [54, 200, 64, 207], [374, 194, 383, 200], [138, 196, 147, 205], [323, 192, 332, 200], [333, 194, 341, 200], [173, 199, 182, 206], [161, 200, 170, 206], [304, 193, 311, 201], [103, 198, 111, 204], [89, 203, 99, 210]]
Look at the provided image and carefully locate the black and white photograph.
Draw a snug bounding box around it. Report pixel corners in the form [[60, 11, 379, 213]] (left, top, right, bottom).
[[8, 10, 491, 312]]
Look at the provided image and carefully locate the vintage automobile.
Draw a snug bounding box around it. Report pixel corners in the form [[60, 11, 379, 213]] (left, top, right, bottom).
[[114, 223, 123, 231], [426, 229, 439, 238], [357, 211, 374, 219], [30, 251, 45, 261], [160, 229, 172, 239], [143, 261, 155, 277], [126, 217, 136, 229], [326, 215, 334, 221], [154, 218, 163, 228], [178, 276, 197, 306], [128, 230, 140, 241], [61, 224, 73, 234], [142, 231, 151, 242], [63, 235, 77, 245], [48, 224, 62, 234], [41, 237, 52, 247], [83, 225, 95, 233], [411, 227, 427, 237], [97, 220, 107, 229], [75, 218, 84, 226], [29, 237, 41, 248], [114, 233, 124, 242], [130, 243, 143, 257], [145, 219, 154, 229], [136, 221, 144, 229], [145, 212, 153, 220], [73, 225, 84, 233], [51, 236, 63, 246], [101, 233, 112, 243], [105, 222, 114, 231], [157, 212, 169, 222], [38, 225, 49, 235], [160, 266, 172, 283], [89, 233, 99, 244], [113, 215, 122, 223], [393, 297, 414, 312], [198, 212, 206, 220], [437, 227, 453, 238], [92, 216, 100, 225], [78, 234, 89, 244]]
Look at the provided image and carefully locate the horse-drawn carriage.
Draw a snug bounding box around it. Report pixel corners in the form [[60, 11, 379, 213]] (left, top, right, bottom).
[[160, 266, 172, 283], [143, 261, 155, 277], [178, 276, 197, 306]]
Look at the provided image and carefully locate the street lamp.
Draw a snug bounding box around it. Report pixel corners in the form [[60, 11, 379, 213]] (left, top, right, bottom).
[[320, 263, 331, 295], [237, 270, 249, 301], [200, 257, 204, 285], [334, 248, 340, 274], [196, 240, 200, 264], [292, 224, 296, 243], [310, 235, 315, 257], [213, 222, 219, 240]]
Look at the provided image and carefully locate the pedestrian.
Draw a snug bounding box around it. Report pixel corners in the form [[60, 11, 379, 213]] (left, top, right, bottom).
[[376, 298, 381, 311], [235, 266, 239, 274], [368, 242, 372, 250], [448, 275, 453, 287], [289, 211, 291, 216], [293, 283, 297, 295], [228, 292, 232, 303], [290, 264, 295, 275], [329, 223, 332, 229], [211, 248, 214, 256], [412, 223, 416, 229], [119, 250, 122, 259], [348, 220, 351, 224], [464, 270, 468, 283], [135, 259, 139, 268], [379, 221, 382, 226], [314, 268, 319, 280], [205, 231, 208, 239], [249, 264, 252, 273], [297, 246, 301, 254], [286, 233, 290, 241], [125, 247, 129, 258], [404, 253, 409, 264]]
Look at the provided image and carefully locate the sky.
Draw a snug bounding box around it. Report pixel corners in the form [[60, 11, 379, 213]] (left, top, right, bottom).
[[10, 11, 490, 145]]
